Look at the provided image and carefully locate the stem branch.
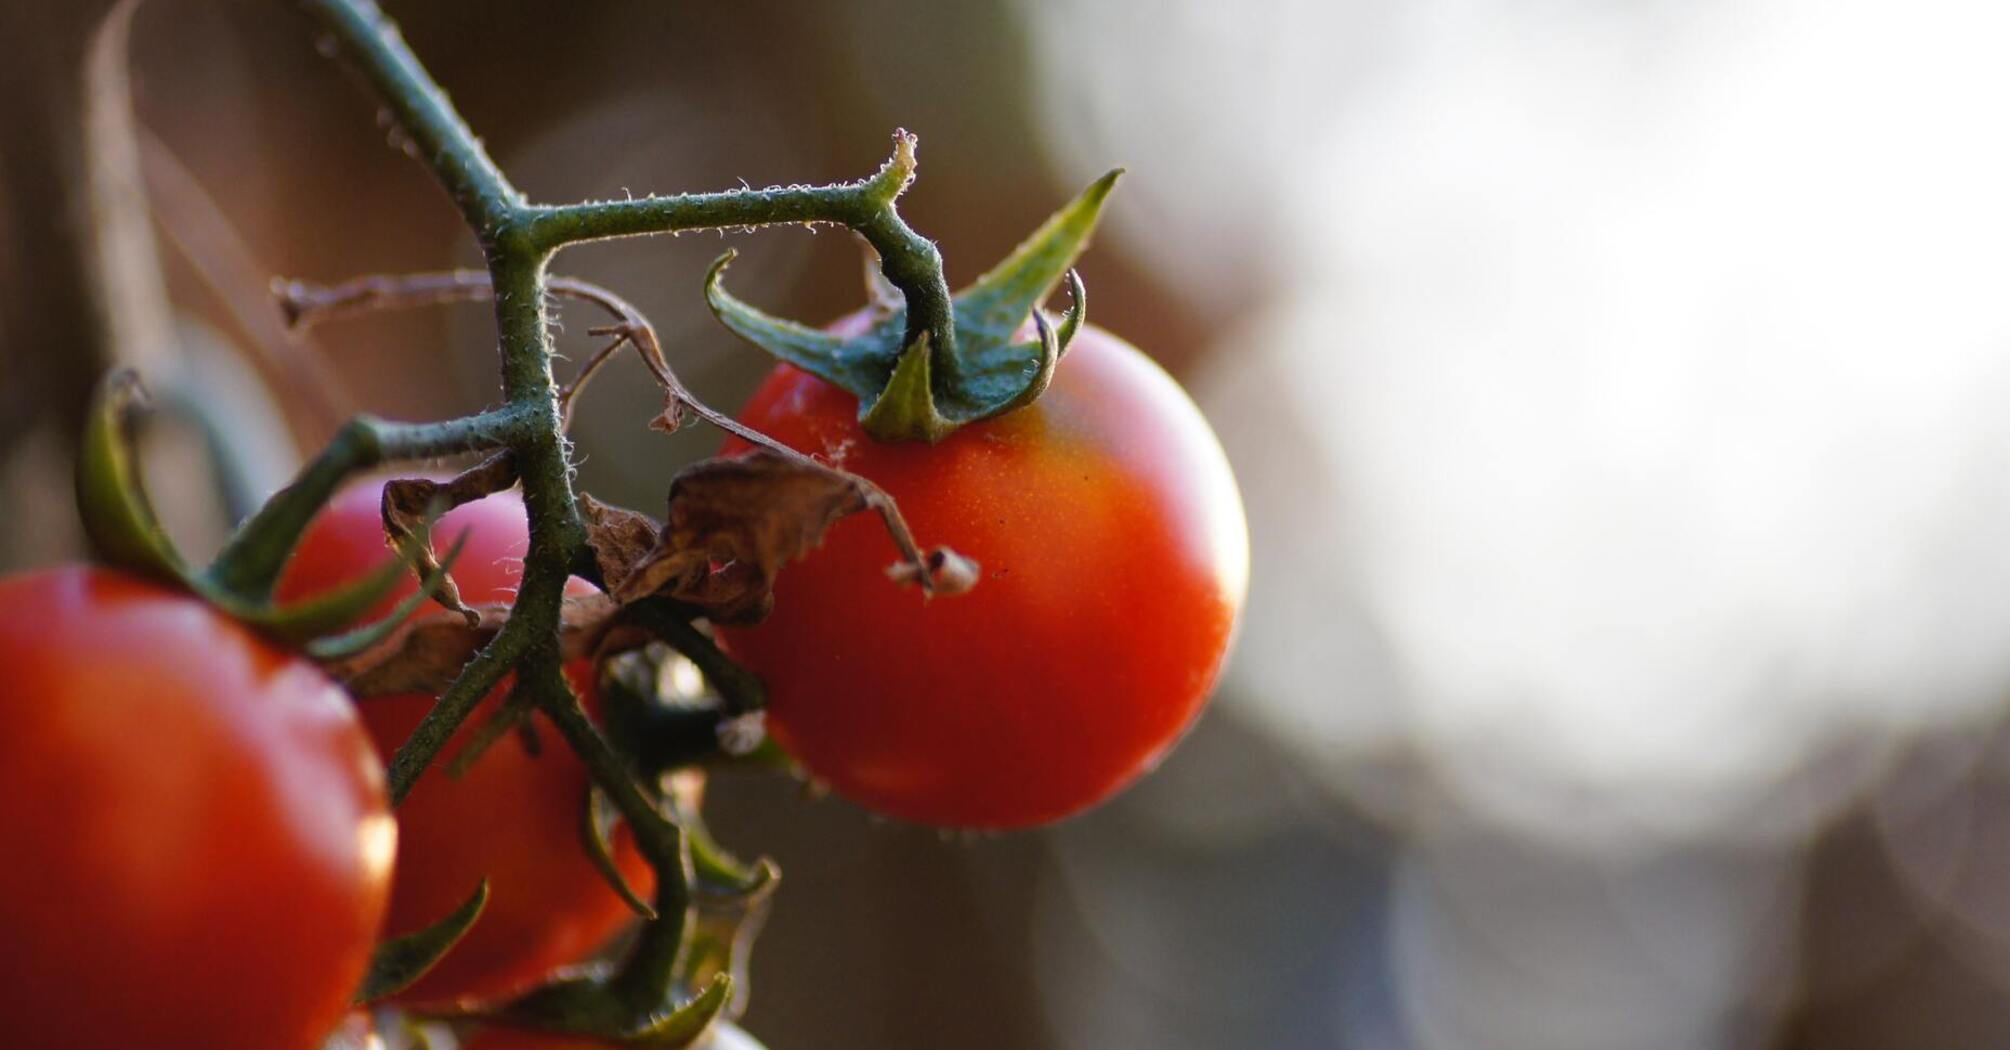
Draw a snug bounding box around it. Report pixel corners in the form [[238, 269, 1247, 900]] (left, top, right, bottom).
[[205, 403, 532, 599], [300, 0, 520, 238], [289, 5, 963, 1023], [524, 131, 955, 360]]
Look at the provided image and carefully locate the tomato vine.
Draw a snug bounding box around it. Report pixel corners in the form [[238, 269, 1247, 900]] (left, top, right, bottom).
[[33, 0, 1236, 1044]]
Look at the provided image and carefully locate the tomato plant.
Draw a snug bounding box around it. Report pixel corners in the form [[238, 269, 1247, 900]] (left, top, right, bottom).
[[0, 566, 392, 1050], [715, 322, 1249, 828], [21, 1, 1187, 1038], [275, 482, 654, 1006]]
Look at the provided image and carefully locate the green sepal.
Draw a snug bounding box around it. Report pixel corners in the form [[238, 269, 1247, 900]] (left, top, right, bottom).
[[858, 333, 956, 442], [953, 170, 1118, 344], [72, 369, 460, 656], [353, 879, 490, 1004], [628, 975, 733, 1047], [661, 773, 776, 1021], [665, 773, 770, 895], [702, 171, 1117, 443], [74, 369, 189, 584], [201, 416, 380, 604], [680, 868, 775, 1022], [486, 973, 732, 1048], [252, 524, 467, 655], [584, 786, 660, 920], [703, 251, 902, 396]]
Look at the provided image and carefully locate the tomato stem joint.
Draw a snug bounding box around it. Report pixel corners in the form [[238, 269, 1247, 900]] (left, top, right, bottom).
[[703, 170, 1122, 444]]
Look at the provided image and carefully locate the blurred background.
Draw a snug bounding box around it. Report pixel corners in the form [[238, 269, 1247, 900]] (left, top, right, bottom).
[[7, 0, 2010, 1046]]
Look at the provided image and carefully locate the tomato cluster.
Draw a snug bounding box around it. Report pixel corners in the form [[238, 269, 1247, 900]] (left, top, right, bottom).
[[0, 307, 1242, 1044], [0, 487, 655, 1048]]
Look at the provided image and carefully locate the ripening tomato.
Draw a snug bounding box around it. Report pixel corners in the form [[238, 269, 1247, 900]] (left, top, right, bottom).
[[716, 322, 1249, 828], [275, 483, 653, 1006], [0, 566, 393, 1050]]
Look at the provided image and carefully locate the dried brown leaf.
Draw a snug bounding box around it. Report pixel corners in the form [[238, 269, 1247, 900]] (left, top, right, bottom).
[[608, 453, 877, 624], [326, 593, 619, 697], [380, 455, 520, 624], [578, 492, 661, 598]]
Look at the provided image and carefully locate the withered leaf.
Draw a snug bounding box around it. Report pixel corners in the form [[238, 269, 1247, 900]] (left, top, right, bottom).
[[614, 453, 871, 624], [326, 593, 619, 697], [606, 451, 971, 625], [380, 454, 520, 624], [578, 492, 662, 597]]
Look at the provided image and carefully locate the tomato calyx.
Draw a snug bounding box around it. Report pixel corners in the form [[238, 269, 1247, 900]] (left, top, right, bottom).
[[74, 369, 463, 656], [446, 772, 777, 1049], [353, 880, 492, 1004], [703, 169, 1120, 443]]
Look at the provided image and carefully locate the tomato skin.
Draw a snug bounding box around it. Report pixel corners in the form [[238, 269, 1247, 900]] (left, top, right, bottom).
[[275, 483, 653, 1007], [716, 323, 1249, 828], [0, 566, 392, 1050]]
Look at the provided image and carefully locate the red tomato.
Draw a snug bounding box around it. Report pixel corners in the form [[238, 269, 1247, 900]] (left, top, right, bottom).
[[716, 323, 1248, 828], [0, 566, 392, 1050], [276, 483, 653, 1006]]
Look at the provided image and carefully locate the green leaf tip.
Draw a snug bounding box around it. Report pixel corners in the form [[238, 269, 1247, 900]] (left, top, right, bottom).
[[583, 786, 659, 920], [481, 971, 733, 1048], [954, 168, 1119, 338], [627, 974, 733, 1047], [72, 368, 470, 657], [298, 525, 473, 659], [701, 171, 1118, 443], [703, 250, 899, 398], [353, 879, 490, 1004], [859, 334, 956, 443], [75, 369, 189, 584]]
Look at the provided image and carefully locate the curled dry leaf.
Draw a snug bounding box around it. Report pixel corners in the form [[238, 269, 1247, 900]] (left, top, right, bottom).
[[577, 493, 661, 593], [325, 594, 619, 698], [586, 452, 974, 626], [330, 452, 975, 690], [379, 454, 520, 624]]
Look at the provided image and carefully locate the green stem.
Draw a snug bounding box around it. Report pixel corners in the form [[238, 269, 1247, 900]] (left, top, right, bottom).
[[384, 617, 525, 805], [526, 185, 875, 246], [485, 252, 585, 629], [300, 0, 520, 238], [301, 0, 588, 803], [534, 663, 694, 1009], [204, 404, 531, 600], [292, 6, 962, 1019], [523, 133, 956, 362], [625, 599, 767, 717]]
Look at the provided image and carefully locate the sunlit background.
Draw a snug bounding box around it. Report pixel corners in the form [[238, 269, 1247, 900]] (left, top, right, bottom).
[[8, 0, 2010, 1046]]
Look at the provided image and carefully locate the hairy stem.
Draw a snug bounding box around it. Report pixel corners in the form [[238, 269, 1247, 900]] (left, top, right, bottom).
[[293, 2, 962, 1020], [534, 663, 694, 1010], [523, 132, 955, 361], [300, 0, 519, 238], [385, 617, 526, 804]]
